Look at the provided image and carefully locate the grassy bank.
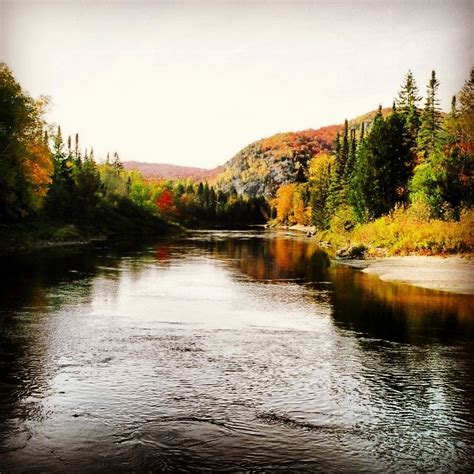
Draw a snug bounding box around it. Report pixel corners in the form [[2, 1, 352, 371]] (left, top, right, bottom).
[[0, 202, 179, 254], [314, 207, 474, 257]]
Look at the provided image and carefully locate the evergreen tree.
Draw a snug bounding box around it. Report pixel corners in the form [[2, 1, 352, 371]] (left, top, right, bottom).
[[345, 128, 357, 182], [458, 66, 474, 149], [349, 109, 412, 221], [45, 126, 77, 220], [339, 119, 349, 172], [112, 151, 123, 170], [417, 70, 442, 159], [396, 69, 421, 138]]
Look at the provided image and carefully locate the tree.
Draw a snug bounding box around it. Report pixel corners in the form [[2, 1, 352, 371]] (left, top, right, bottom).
[[349, 109, 412, 221], [396, 69, 421, 140], [458, 66, 474, 154], [274, 183, 296, 224], [0, 63, 52, 220], [410, 68, 474, 218], [417, 70, 443, 159], [44, 126, 77, 220], [308, 153, 334, 229]]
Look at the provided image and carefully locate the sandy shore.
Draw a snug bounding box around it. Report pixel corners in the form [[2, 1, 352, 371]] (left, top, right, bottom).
[[338, 255, 474, 295]]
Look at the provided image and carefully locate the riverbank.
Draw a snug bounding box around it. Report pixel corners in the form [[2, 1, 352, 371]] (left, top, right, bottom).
[[0, 218, 180, 255], [336, 255, 474, 295], [272, 223, 474, 295]]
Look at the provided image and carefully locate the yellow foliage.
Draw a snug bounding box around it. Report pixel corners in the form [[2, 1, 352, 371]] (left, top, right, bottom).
[[274, 183, 296, 224], [317, 205, 474, 255], [308, 152, 334, 181]]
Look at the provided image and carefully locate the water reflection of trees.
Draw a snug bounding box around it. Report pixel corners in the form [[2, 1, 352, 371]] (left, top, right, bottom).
[[176, 232, 474, 345], [328, 266, 474, 344], [183, 235, 331, 282]]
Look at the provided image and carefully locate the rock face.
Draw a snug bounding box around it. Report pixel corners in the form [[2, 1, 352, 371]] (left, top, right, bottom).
[[213, 125, 341, 197], [213, 108, 391, 198]]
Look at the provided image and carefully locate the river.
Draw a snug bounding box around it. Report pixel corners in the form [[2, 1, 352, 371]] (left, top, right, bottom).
[[0, 230, 473, 471]]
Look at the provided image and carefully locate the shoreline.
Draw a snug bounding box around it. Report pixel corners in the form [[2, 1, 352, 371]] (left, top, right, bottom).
[[335, 255, 474, 295], [273, 224, 473, 295]]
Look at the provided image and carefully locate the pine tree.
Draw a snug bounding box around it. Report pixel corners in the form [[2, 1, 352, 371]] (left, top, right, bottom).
[[53, 126, 64, 159], [458, 66, 474, 148], [396, 70, 421, 137], [417, 70, 442, 159], [349, 109, 412, 221], [334, 132, 341, 162], [339, 119, 349, 172], [112, 152, 123, 170], [345, 128, 357, 182]]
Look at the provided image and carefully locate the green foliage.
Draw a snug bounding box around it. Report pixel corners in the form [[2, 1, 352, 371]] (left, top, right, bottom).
[[175, 181, 268, 228], [0, 63, 52, 221], [417, 70, 443, 159], [396, 69, 421, 141], [51, 224, 82, 241], [349, 109, 413, 221]]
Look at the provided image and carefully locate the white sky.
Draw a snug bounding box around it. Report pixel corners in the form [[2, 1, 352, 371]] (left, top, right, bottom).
[[1, 0, 472, 168]]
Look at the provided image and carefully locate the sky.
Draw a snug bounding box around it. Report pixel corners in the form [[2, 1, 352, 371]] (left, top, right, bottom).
[[1, 0, 472, 168]]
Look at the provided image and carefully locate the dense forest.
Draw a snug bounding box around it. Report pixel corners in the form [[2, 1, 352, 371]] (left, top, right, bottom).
[[0, 63, 267, 248], [1, 63, 472, 254], [265, 69, 473, 255]]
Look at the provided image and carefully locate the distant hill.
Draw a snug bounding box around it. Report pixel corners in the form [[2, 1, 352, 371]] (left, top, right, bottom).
[[123, 161, 223, 181], [212, 124, 342, 197], [212, 108, 392, 197], [124, 108, 391, 195]]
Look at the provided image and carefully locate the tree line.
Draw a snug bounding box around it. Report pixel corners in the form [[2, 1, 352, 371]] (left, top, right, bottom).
[[0, 63, 266, 241], [273, 68, 473, 230]]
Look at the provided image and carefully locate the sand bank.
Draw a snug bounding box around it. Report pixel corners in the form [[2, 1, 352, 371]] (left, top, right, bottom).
[[339, 255, 474, 295]]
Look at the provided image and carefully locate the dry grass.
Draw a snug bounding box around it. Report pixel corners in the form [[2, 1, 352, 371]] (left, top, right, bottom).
[[316, 206, 474, 256]]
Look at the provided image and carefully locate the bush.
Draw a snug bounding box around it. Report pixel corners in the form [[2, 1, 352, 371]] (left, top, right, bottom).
[[51, 225, 82, 242]]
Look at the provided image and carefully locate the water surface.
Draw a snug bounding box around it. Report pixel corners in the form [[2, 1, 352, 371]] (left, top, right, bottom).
[[0, 230, 473, 471]]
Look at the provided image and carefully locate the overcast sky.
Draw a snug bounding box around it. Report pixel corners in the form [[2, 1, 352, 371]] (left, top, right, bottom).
[[1, 0, 472, 168]]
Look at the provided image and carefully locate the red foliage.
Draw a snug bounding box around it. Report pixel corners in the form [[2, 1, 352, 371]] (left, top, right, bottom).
[[155, 190, 174, 213]]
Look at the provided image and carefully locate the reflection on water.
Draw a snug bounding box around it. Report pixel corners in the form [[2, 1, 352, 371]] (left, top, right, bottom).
[[0, 230, 473, 471]]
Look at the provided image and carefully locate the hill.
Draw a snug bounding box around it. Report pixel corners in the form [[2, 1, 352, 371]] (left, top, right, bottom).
[[212, 125, 341, 197], [123, 109, 391, 195], [212, 109, 392, 197], [123, 161, 222, 181]]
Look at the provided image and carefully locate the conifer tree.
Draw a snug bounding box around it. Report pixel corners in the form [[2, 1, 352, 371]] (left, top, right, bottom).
[[396, 70, 421, 138], [339, 119, 349, 172], [349, 108, 412, 221], [458, 66, 474, 148], [417, 70, 442, 159], [345, 128, 357, 182], [112, 152, 123, 170]]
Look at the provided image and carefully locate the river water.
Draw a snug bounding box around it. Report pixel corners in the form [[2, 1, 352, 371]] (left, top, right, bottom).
[[0, 230, 473, 472]]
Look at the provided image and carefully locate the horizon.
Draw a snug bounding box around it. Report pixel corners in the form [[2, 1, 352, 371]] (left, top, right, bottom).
[[1, 0, 472, 167]]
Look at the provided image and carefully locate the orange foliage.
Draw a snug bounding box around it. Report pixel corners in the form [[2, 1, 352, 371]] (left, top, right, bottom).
[[259, 125, 341, 159], [275, 183, 296, 224]]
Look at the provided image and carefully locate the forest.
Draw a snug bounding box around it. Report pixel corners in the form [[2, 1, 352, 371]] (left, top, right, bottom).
[[0, 63, 472, 255], [270, 69, 473, 255], [0, 63, 267, 248]]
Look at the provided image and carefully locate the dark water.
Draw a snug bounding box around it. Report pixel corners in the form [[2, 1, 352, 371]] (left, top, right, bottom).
[[0, 230, 473, 472]]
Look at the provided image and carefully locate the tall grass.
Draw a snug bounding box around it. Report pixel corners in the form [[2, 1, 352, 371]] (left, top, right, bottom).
[[317, 205, 474, 256]]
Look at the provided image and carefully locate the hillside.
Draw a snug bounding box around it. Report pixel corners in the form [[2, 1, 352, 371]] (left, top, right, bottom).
[[212, 125, 341, 197], [213, 109, 392, 197], [123, 161, 222, 181], [123, 109, 390, 193]]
